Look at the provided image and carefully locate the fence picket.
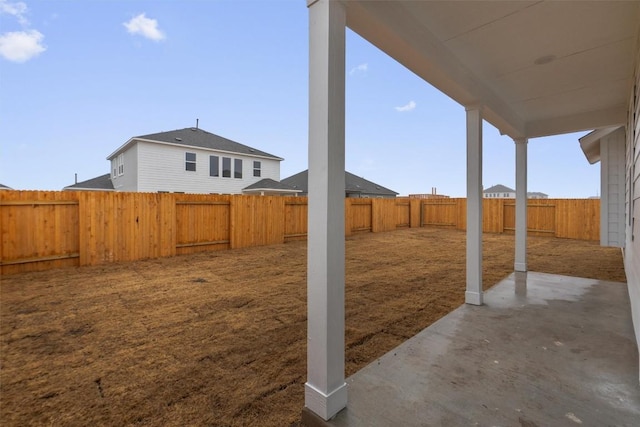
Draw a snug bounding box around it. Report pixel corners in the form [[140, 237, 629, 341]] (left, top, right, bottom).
[[0, 191, 600, 274]]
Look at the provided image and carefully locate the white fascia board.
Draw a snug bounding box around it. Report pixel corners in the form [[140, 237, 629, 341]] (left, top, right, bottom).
[[578, 125, 624, 164], [106, 138, 137, 160], [108, 138, 284, 162]]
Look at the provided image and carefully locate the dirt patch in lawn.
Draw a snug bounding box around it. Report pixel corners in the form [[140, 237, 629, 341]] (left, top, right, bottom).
[[0, 228, 626, 426]]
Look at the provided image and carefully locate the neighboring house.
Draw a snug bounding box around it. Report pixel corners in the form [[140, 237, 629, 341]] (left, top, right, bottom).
[[105, 127, 284, 194], [483, 184, 515, 198], [0, 183, 13, 190], [484, 186, 549, 199], [242, 178, 302, 196], [527, 192, 549, 199], [63, 174, 114, 191], [281, 170, 398, 198]]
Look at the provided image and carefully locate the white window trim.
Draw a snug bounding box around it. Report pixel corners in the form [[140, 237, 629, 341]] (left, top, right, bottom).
[[186, 152, 197, 172]]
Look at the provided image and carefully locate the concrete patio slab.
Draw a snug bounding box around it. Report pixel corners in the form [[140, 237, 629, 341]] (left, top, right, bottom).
[[303, 272, 639, 426]]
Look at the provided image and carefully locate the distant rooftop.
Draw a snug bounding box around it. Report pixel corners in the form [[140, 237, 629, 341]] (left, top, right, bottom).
[[527, 191, 549, 198], [63, 174, 114, 191], [281, 170, 398, 197], [108, 127, 283, 161], [243, 178, 300, 193], [484, 184, 515, 193]]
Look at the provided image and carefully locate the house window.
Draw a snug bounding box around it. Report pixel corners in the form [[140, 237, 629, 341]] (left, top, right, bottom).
[[117, 154, 124, 176], [222, 157, 231, 177], [186, 152, 196, 171], [234, 159, 243, 178], [210, 156, 219, 177], [112, 159, 117, 178], [253, 161, 261, 177]]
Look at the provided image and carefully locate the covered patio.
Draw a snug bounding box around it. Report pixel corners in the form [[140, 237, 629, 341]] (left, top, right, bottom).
[[303, 271, 639, 425], [303, 0, 640, 423]]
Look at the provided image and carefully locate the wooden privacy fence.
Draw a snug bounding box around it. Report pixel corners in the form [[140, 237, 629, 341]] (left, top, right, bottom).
[[0, 191, 599, 274], [419, 198, 600, 241]]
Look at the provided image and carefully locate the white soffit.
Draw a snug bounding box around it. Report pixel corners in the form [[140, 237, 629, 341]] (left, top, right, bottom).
[[344, 1, 639, 139]]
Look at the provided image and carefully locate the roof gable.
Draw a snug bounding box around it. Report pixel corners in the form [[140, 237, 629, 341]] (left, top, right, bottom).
[[64, 174, 114, 191], [344, 171, 398, 196], [484, 184, 514, 193], [579, 126, 623, 164], [242, 178, 300, 192], [108, 127, 283, 161], [281, 170, 398, 196], [527, 192, 548, 197]]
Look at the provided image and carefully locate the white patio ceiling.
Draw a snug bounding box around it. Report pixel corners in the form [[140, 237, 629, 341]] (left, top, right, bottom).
[[344, 0, 639, 139]]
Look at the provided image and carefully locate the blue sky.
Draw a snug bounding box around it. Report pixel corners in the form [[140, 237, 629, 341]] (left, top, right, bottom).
[[0, 0, 598, 197]]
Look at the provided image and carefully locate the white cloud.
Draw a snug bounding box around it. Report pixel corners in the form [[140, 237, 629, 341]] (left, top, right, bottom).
[[123, 13, 165, 41], [0, 0, 29, 26], [349, 63, 368, 76], [395, 100, 416, 112], [0, 29, 45, 62]]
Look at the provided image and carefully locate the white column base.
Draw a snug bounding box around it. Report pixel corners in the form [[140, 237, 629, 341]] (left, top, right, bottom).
[[514, 261, 527, 272], [514, 271, 528, 296], [305, 381, 348, 421], [465, 291, 483, 306]]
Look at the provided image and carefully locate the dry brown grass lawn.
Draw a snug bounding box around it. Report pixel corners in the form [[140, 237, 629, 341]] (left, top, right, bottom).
[[0, 228, 626, 426]]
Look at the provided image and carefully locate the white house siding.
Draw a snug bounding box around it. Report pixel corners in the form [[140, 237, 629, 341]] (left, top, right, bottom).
[[111, 144, 138, 191], [624, 45, 640, 381], [600, 128, 626, 247], [483, 192, 515, 198], [135, 141, 280, 194]]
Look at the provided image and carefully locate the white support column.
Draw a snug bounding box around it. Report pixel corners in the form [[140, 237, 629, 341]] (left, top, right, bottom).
[[305, 0, 347, 421], [465, 107, 483, 306], [514, 138, 528, 272]]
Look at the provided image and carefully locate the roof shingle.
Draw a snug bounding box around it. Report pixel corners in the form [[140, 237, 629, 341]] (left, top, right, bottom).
[[109, 127, 282, 160], [484, 184, 515, 193], [281, 170, 398, 197], [64, 174, 114, 191]]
